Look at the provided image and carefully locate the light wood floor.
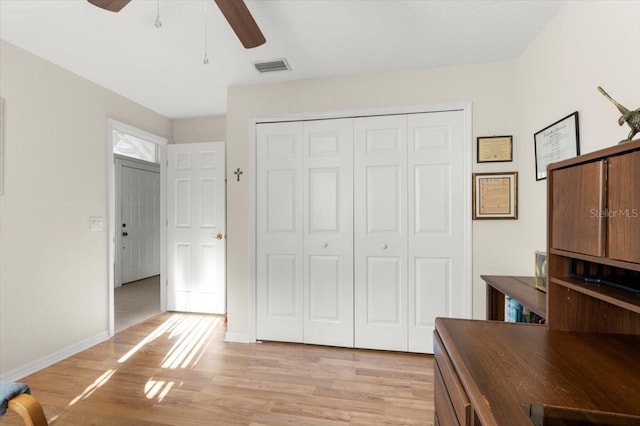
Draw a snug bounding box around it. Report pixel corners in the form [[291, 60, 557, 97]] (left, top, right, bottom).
[[3, 312, 435, 425]]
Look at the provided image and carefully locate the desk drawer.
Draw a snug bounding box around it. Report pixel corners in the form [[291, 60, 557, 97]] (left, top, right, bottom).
[[434, 331, 471, 426], [435, 361, 460, 426]]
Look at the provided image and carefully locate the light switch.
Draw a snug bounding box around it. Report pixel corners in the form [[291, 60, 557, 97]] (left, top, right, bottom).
[[90, 216, 104, 231]]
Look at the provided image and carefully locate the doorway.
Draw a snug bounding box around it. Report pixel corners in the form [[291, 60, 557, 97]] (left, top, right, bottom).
[[107, 119, 168, 336], [115, 156, 161, 332]]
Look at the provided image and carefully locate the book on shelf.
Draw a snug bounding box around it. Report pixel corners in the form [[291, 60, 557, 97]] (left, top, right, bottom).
[[505, 296, 545, 324]]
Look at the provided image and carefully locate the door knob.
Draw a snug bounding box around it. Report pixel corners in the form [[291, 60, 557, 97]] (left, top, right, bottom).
[[215, 233, 224, 240], [381, 243, 388, 249], [322, 242, 328, 248], [122, 231, 128, 237]]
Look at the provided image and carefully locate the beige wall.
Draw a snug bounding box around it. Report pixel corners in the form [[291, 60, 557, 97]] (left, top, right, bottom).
[[225, 0, 640, 338], [0, 40, 172, 378], [173, 115, 226, 143], [476, 0, 640, 289]]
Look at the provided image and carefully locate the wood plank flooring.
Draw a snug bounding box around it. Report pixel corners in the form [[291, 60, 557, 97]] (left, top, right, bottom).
[[2, 313, 434, 425]]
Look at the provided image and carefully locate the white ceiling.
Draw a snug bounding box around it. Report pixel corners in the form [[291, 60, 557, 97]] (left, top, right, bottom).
[[0, 0, 565, 119]]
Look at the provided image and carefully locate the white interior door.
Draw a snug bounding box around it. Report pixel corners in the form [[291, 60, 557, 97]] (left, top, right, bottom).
[[120, 162, 160, 284], [167, 142, 226, 314], [256, 122, 304, 342], [303, 118, 354, 347], [407, 111, 465, 353], [354, 115, 409, 351]]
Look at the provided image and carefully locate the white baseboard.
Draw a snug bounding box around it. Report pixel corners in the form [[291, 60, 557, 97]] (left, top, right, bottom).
[[224, 331, 253, 343], [0, 331, 110, 382]]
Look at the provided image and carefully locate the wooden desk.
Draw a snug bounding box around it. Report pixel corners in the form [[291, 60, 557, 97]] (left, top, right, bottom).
[[434, 318, 640, 426], [482, 275, 546, 321]]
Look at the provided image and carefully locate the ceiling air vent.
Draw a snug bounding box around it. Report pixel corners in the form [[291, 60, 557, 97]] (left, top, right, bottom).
[[254, 58, 290, 73]]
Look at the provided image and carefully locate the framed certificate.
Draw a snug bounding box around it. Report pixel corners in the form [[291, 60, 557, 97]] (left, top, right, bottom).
[[534, 112, 580, 180], [472, 172, 518, 220], [477, 135, 513, 163]]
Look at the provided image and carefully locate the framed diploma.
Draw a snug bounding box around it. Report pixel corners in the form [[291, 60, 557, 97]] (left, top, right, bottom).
[[472, 172, 518, 220], [534, 111, 580, 180], [477, 135, 513, 163]]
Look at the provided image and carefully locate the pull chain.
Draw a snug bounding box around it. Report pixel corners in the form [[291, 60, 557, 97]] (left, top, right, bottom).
[[154, 0, 162, 28], [203, 0, 209, 64]]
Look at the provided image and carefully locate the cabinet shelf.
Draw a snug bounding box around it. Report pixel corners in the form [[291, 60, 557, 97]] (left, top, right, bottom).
[[483, 275, 546, 321], [549, 276, 640, 314], [549, 248, 640, 273]]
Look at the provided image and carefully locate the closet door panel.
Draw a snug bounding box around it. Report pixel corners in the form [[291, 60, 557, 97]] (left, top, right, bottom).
[[257, 122, 304, 342], [366, 166, 402, 232], [355, 115, 408, 351], [408, 111, 466, 353], [266, 254, 299, 317], [366, 256, 403, 324], [303, 118, 354, 347], [308, 255, 341, 319]]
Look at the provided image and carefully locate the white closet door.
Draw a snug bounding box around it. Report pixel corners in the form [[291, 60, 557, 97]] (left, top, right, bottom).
[[354, 115, 408, 351], [256, 122, 304, 342], [303, 118, 354, 347], [407, 111, 466, 353]]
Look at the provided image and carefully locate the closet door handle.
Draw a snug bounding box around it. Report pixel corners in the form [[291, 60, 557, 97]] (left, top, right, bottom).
[[381, 243, 388, 249], [322, 242, 328, 248]]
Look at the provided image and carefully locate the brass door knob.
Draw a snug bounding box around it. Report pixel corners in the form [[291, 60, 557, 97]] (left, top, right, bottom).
[[215, 233, 224, 240]]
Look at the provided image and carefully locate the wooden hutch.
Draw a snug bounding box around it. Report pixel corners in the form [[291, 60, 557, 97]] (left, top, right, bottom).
[[434, 140, 640, 425]]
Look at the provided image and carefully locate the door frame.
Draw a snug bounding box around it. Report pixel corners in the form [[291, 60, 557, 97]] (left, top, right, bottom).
[[246, 102, 473, 343], [107, 119, 168, 337], [114, 155, 161, 287]]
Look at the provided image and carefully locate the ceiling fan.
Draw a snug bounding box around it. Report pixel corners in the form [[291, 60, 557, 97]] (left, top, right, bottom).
[[87, 0, 266, 49]]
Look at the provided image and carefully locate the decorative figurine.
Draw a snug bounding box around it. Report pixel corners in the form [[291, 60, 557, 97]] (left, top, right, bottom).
[[598, 86, 640, 144]]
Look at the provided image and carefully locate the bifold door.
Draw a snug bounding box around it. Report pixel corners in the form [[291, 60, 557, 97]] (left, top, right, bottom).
[[256, 110, 468, 353], [256, 119, 354, 346]]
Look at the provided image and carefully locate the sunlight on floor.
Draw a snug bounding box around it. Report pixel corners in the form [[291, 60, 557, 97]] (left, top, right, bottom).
[[67, 369, 116, 407], [161, 315, 220, 369], [62, 313, 221, 413], [144, 379, 174, 402]]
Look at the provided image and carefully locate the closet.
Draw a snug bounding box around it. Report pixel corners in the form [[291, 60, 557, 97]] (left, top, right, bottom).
[[256, 109, 469, 353]]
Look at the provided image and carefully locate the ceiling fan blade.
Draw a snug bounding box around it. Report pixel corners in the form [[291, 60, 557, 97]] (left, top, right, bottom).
[[214, 0, 266, 49], [87, 0, 131, 13]]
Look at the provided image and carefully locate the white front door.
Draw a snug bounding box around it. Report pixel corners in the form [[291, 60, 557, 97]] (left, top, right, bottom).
[[120, 162, 161, 284], [167, 142, 226, 314], [354, 115, 409, 351]]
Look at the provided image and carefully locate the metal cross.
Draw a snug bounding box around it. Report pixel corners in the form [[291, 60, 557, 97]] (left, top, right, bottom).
[[234, 168, 243, 182]]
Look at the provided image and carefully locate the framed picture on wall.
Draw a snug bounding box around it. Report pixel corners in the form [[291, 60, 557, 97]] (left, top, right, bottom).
[[472, 172, 518, 220], [534, 111, 580, 180], [477, 135, 513, 163]]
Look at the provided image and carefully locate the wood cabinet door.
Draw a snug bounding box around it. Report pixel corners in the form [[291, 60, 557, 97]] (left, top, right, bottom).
[[608, 151, 640, 263], [550, 160, 606, 257]]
